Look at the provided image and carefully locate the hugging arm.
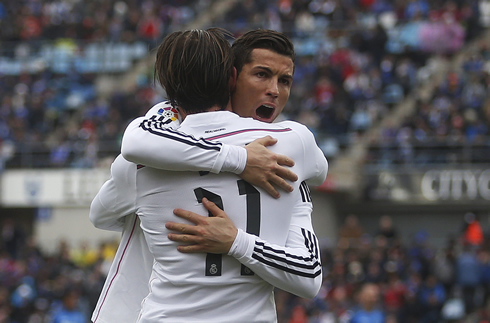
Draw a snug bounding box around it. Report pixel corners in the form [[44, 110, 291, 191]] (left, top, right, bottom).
[[89, 155, 137, 231], [229, 206, 322, 299], [165, 122, 328, 298], [167, 197, 323, 299], [121, 106, 297, 198], [89, 155, 153, 323]]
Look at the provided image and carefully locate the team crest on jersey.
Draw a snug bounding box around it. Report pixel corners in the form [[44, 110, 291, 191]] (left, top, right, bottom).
[[209, 264, 218, 275], [157, 106, 179, 122]]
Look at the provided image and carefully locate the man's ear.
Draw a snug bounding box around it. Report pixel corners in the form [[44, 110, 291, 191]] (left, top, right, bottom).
[[229, 67, 237, 93]]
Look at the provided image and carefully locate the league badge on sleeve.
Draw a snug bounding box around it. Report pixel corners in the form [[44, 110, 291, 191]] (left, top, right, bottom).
[[157, 106, 180, 122], [142, 101, 181, 129]]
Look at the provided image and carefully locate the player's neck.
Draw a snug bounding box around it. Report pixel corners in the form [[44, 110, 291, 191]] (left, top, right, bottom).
[[178, 104, 231, 120]]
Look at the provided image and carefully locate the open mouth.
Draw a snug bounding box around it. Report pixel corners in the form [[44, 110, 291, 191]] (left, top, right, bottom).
[[256, 105, 275, 119]]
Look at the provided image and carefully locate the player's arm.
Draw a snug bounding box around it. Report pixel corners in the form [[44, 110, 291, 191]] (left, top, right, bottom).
[[228, 205, 322, 299], [89, 155, 137, 231], [167, 198, 322, 299], [90, 156, 153, 322], [287, 121, 328, 186], [121, 105, 297, 198]]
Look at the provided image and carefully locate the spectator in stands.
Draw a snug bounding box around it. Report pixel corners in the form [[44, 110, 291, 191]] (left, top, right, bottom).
[[418, 274, 446, 323], [462, 212, 484, 247], [1, 218, 25, 260], [383, 272, 407, 320], [288, 304, 308, 323], [10, 276, 36, 322], [457, 244, 481, 314], [365, 258, 386, 284], [50, 288, 87, 323], [339, 214, 365, 248], [404, 0, 430, 20], [376, 215, 399, 247], [70, 241, 98, 268], [0, 286, 11, 322], [324, 282, 353, 322], [27, 298, 50, 323], [398, 271, 423, 323], [350, 282, 385, 323], [407, 230, 433, 278], [432, 248, 456, 295]]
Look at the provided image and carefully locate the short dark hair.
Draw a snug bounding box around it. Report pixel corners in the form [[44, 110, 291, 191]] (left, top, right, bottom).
[[231, 29, 295, 75], [155, 28, 234, 113]]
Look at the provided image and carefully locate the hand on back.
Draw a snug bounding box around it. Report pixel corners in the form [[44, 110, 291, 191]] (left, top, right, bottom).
[[241, 136, 298, 199]]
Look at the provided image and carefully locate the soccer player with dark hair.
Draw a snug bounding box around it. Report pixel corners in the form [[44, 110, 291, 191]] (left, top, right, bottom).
[[91, 28, 327, 323]]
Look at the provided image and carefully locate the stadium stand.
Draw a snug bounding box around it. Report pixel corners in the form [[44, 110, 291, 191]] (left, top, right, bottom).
[[1, 0, 490, 322], [1, 0, 488, 171], [0, 0, 213, 170], [367, 36, 490, 165]]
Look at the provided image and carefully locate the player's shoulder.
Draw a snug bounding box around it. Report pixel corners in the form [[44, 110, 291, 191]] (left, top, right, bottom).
[[274, 120, 315, 139], [144, 101, 182, 125], [113, 153, 132, 165], [112, 154, 137, 174]]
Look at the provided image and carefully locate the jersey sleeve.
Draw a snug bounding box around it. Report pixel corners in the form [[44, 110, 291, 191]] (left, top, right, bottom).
[[228, 197, 322, 299], [121, 102, 247, 174], [89, 155, 137, 231]]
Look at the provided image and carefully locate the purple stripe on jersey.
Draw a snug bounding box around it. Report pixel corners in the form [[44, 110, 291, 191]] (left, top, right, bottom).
[[93, 216, 138, 322], [205, 128, 292, 140]]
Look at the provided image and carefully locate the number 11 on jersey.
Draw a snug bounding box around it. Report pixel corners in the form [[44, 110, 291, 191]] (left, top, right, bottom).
[[194, 180, 261, 277]]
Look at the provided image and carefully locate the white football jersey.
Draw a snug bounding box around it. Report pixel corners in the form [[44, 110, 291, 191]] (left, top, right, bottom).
[[90, 105, 328, 323], [91, 101, 247, 323], [91, 102, 181, 323], [133, 111, 327, 322]]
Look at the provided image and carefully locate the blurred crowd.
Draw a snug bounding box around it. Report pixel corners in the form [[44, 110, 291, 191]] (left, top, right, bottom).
[[0, 0, 202, 43], [215, 0, 488, 161], [368, 38, 490, 165], [2, 213, 490, 322], [0, 217, 118, 323], [0, 0, 205, 170], [0, 0, 489, 169], [0, 71, 157, 169], [277, 213, 490, 323]]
